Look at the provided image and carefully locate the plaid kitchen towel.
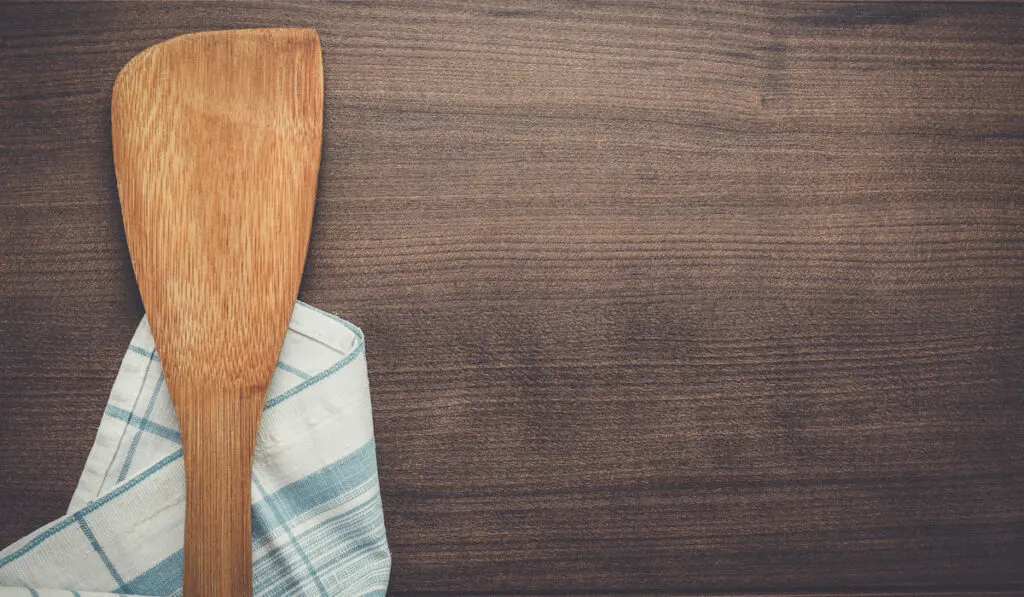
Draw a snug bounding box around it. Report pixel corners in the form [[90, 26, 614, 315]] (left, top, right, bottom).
[[0, 301, 391, 596]]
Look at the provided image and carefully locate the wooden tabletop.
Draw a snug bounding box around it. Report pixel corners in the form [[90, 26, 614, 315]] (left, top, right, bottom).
[[1, 2, 1022, 595]]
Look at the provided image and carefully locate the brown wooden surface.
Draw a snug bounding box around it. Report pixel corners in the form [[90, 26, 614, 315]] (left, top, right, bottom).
[[1, 2, 1022, 595]]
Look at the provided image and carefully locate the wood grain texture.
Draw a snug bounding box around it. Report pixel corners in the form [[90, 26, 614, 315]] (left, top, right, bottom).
[[112, 28, 322, 596], [1, 2, 1022, 595]]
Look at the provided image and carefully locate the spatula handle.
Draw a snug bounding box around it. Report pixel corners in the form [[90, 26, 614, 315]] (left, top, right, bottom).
[[177, 384, 265, 596]]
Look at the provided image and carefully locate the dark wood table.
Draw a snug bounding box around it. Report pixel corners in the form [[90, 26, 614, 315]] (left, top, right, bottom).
[[1, 2, 1022, 595]]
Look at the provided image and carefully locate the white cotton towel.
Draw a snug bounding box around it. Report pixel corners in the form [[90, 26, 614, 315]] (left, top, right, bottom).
[[0, 301, 391, 596]]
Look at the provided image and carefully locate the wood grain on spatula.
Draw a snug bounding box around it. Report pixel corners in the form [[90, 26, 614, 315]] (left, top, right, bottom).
[[111, 29, 323, 595]]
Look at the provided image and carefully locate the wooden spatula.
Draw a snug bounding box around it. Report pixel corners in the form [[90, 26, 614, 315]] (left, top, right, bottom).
[[111, 28, 323, 595]]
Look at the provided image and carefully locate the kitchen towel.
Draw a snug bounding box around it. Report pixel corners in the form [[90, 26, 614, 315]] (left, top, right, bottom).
[[0, 301, 391, 596]]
